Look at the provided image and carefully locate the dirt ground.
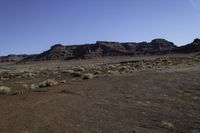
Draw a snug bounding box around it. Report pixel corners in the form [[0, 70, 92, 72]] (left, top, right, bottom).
[[0, 55, 200, 133]]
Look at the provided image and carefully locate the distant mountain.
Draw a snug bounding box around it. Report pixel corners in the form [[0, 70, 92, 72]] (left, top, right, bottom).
[[173, 38, 200, 53], [1, 38, 200, 63], [19, 38, 177, 63], [0, 54, 29, 63]]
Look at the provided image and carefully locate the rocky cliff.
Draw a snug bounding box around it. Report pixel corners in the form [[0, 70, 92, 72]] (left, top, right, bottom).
[[20, 38, 177, 62], [2, 38, 200, 63], [174, 38, 200, 53], [0, 54, 28, 63]]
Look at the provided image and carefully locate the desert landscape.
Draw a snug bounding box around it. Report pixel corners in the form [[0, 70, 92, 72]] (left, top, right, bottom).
[[0, 39, 200, 133], [1, 0, 200, 132]]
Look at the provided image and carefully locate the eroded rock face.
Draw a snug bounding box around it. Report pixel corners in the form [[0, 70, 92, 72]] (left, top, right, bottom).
[[0, 54, 28, 63], [14, 38, 200, 63], [26, 44, 77, 61], [19, 39, 178, 62], [192, 38, 200, 45], [150, 39, 176, 51], [40, 44, 74, 60], [174, 38, 200, 53]]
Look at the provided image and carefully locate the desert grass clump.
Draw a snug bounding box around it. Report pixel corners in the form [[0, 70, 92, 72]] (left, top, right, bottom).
[[62, 69, 74, 74], [22, 73, 36, 78], [161, 121, 174, 129], [119, 66, 130, 72], [107, 70, 118, 75], [134, 62, 145, 69], [94, 70, 102, 75], [0, 86, 11, 95], [83, 73, 94, 80], [127, 69, 135, 73], [72, 66, 85, 72], [60, 80, 66, 83], [39, 79, 58, 88], [71, 78, 77, 82], [108, 65, 116, 69], [145, 62, 153, 69], [30, 84, 38, 90], [71, 72, 82, 77], [167, 60, 173, 65], [16, 76, 22, 79], [134, 64, 141, 69], [0, 77, 9, 81], [22, 84, 29, 90]]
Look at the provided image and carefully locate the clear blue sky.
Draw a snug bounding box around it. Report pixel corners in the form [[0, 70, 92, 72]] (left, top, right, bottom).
[[0, 0, 200, 56]]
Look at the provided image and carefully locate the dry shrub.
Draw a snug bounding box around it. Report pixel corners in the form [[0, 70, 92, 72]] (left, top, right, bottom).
[[30, 84, 38, 90], [0, 86, 11, 95], [60, 80, 66, 83], [94, 70, 102, 75], [22, 84, 29, 90], [107, 70, 118, 75], [71, 72, 82, 77], [161, 121, 174, 129], [119, 66, 130, 72], [83, 73, 94, 79], [39, 79, 58, 88], [72, 66, 85, 72], [62, 69, 74, 74], [22, 73, 36, 78]]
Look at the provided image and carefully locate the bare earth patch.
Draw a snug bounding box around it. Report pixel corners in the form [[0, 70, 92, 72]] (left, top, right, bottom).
[[0, 55, 199, 133]]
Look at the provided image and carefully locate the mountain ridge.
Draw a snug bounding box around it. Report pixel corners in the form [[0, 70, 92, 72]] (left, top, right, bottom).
[[1, 38, 199, 63], [20, 38, 176, 62]]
